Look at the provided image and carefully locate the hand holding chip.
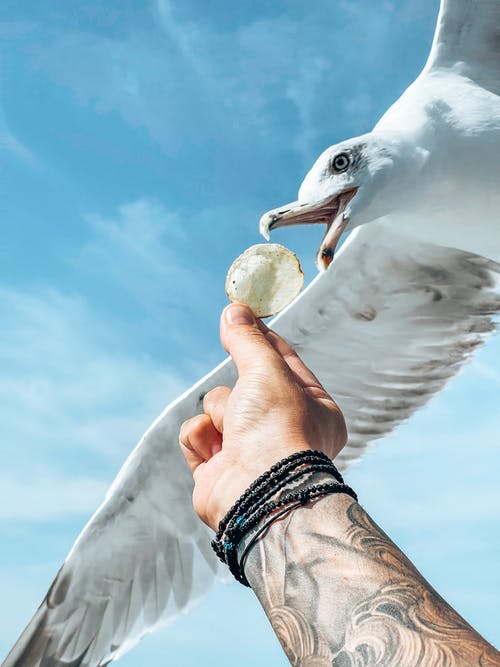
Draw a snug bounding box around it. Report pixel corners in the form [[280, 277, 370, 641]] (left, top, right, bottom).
[[179, 303, 347, 532]]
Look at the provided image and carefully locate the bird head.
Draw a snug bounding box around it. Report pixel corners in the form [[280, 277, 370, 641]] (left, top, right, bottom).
[[259, 132, 429, 270]]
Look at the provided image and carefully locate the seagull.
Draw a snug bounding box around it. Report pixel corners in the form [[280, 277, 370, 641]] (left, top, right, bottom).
[[3, 0, 500, 665]]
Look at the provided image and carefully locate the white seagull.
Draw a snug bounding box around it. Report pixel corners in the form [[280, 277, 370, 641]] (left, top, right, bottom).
[[3, 1, 500, 665]]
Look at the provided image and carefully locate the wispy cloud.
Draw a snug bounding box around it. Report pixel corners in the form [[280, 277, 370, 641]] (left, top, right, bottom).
[[0, 279, 187, 520], [469, 360, 500, 387], [0, 191, 237, 522], [79, 199, 196, 306], [26, 1, 430, 167], [74, 198, 228, 360], [0, 472, 109, 521], [0, 106, 36, 165], [0, 289, 188, 465], [0, 51, 36, 164]]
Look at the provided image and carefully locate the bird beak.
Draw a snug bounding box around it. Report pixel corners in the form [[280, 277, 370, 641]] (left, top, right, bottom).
[[259, 188, 358, 271]]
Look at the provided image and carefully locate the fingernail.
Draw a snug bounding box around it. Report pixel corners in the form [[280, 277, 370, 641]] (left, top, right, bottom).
[[225, 304, 255, 325]]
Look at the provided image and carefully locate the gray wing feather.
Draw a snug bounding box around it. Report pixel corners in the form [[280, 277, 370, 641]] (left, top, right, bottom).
[[1, 365, 238, 667], [3, 223, 500, 666], [270, 223, 500, 468]]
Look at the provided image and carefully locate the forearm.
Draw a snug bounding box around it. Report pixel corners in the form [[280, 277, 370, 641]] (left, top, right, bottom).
[[242, 489, 499, 666]]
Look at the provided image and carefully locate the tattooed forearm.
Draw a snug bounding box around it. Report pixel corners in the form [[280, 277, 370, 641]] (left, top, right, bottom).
[[241, 489, 500, 666]]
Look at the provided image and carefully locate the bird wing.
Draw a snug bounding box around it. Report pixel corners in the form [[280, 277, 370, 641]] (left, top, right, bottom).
[[4, 223, 500, 666], [271, 223, 500, 469], [424, 0, 500, 95], [0, 364, 239, 667]]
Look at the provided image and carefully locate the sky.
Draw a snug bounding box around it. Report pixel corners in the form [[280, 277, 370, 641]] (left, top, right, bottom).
[[0, 0, 499, 664]]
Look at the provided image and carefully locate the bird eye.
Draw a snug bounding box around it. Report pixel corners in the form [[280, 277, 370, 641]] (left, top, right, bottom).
[[331, 153, 350, 173]]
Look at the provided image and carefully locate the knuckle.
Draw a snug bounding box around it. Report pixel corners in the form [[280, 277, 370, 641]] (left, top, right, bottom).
[[202, 388, 216, 407], [203, 385, 229, 411], [179, 419, 190, 440], [179, 415, 204, 443], [179, 425, 192, 449], [203, 386, 222, 405], [191, 413, 207, 429]]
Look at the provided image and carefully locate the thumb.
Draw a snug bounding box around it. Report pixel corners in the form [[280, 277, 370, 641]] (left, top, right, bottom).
[[220, 304, 283, 377]]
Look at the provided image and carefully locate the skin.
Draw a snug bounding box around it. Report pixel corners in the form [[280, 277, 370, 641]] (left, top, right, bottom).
[[179, 303, 500, 666]]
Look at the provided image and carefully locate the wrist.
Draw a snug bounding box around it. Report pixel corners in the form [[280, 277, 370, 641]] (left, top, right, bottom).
[[211, 452, 357, 586], [237, 471, 355, 584], [206, 442, 315, 529]]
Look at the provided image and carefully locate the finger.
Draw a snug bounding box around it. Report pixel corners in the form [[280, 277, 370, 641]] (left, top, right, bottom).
[[179, 414, 223, 474], [220, 303, 287, 377], [255, 319, 327, 393], [203, 386, 231, 433]]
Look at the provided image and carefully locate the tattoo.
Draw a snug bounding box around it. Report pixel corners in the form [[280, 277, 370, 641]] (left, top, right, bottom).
[[243, 493, 500, 666]]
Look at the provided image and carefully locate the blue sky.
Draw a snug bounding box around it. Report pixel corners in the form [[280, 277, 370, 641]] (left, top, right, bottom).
[[1, 0, 499, 664]]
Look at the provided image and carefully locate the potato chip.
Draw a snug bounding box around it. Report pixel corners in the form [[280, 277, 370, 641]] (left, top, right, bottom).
[[225, 243, 304, 318]]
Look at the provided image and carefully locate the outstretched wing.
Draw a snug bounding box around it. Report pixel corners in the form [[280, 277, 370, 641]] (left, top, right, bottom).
[[0, 365, 239, 667], [271, 223, 500, 469], [424, 0, 500, 95], [3, 224, 500, 666]]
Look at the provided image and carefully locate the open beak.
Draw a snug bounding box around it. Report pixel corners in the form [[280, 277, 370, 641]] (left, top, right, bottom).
[[259, 188, 358, 271]]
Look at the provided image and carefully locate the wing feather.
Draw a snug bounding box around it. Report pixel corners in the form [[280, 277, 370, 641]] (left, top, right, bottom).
[[269, 223, 500, 468], [3, 223, 500, 666], [424, 0, 500, 94]]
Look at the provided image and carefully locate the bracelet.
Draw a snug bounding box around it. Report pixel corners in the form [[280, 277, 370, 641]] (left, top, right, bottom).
[[212, 451, 340, 560], [211, 450, 358, 587], [221, 462, 344, 554], [214, 450, 338, 544]]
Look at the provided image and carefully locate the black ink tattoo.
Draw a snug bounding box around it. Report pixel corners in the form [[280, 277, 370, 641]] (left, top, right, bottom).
[[243, 493, 500, 666]]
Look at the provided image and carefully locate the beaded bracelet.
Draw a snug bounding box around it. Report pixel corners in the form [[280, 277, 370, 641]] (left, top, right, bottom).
[[212, 451, 350, 558], [222, 463, 343, 551], [211, 450, 357, 587], [212, 452, 342, 560], [214, 450, 338, 543]]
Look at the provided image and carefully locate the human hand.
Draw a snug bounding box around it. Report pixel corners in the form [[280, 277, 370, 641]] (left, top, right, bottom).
[[179, 303, 347, 531]]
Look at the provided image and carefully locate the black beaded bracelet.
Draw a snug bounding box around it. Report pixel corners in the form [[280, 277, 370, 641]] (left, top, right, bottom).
[[222, 462, 343, 549], [214, 450, 339, 543], [211, 450, 357, 587], [212, 453, 343, 561]]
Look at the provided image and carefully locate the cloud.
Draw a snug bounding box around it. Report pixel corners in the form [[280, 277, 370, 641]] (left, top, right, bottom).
[[79, 199, 194, 306], [0, 472, 109, 521], [0, 283, 187, 520], [73, 198, 232, 361], [0, 106, 36, 165], [469, 360, 500, 387], [0, 49, 37, 165], [20, 0, 438, 193], [0, 193, 239, 522]]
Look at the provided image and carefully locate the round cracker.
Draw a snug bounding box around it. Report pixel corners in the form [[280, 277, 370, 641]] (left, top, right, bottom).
[[225, 243, 304, 318]]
